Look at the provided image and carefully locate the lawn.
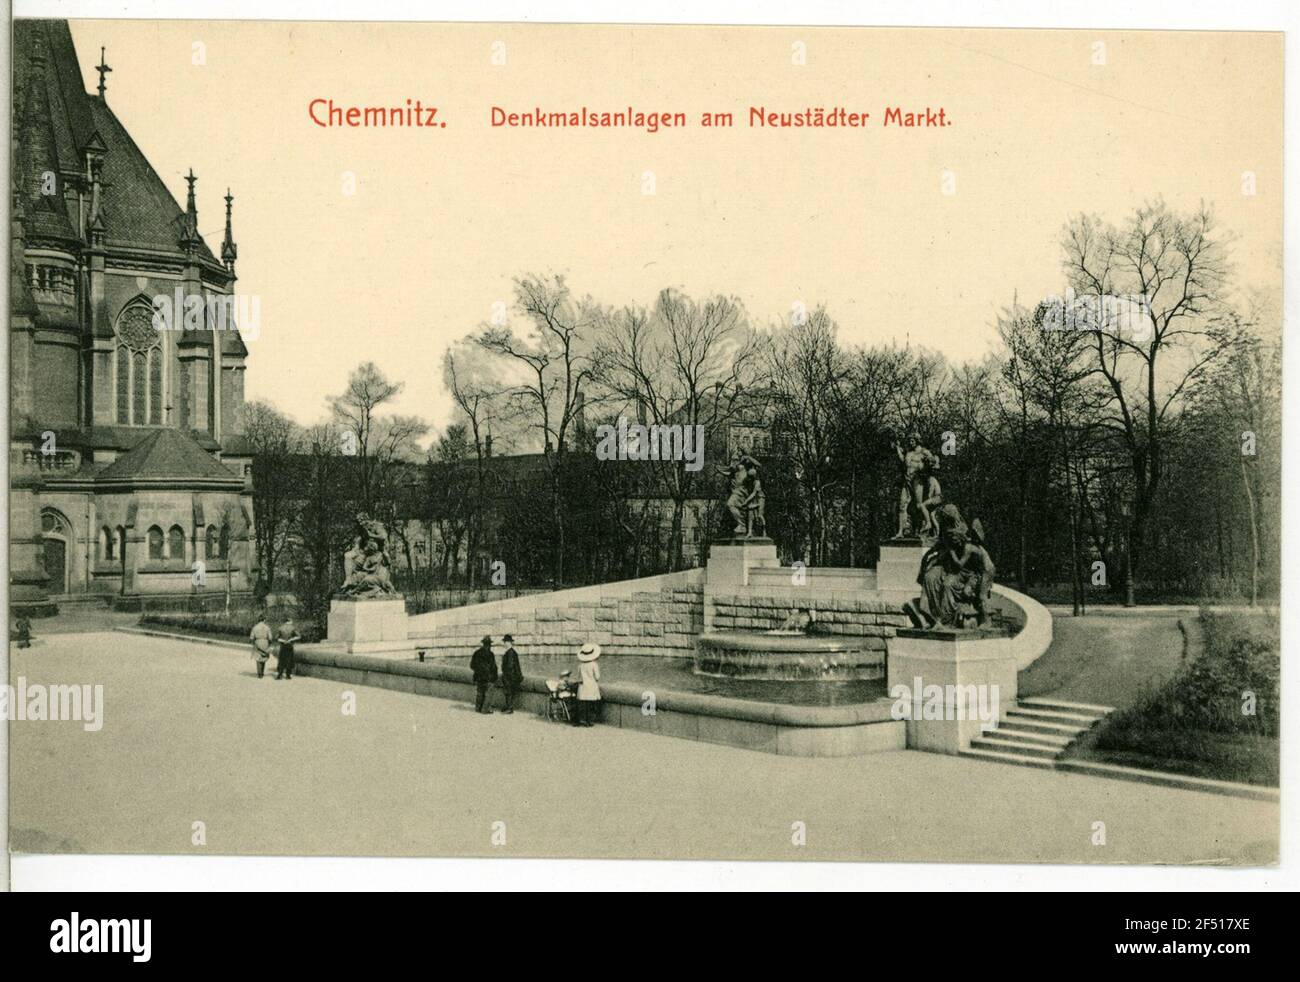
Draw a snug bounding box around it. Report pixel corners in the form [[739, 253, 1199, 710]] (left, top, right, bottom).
[[1062, 608, 1280, 786]]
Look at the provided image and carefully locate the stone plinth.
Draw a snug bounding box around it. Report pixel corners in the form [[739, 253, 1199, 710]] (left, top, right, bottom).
[[704, 538, 779, 630], [327, 597, 410, 654], [886, 627, 1015, 754], [876, 539, 926, 596]]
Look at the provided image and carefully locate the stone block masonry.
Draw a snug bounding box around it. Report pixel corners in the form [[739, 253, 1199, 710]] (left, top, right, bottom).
[[709, 592, 910, 653], [405, 568, 706, 658]]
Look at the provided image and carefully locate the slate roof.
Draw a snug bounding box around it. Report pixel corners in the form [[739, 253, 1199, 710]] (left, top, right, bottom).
[[12, 20, 221, 266], [95, 428, 242, 484]]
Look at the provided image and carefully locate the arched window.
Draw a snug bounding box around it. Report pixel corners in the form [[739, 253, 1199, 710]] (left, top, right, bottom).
[[114, 303, 164, 426], [219, 522, 231, 560], [149, 349, 163, 425], [206, 525, 218, 560], [100, 525, 114, 561], [147, 526, 164, 560], [167, 525, 185, 561]]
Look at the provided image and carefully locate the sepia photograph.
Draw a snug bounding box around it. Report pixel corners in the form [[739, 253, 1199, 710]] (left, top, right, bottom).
[[1, 0, 1293, 914]]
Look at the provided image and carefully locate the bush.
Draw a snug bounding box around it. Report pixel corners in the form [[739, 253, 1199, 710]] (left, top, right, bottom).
[[1080, 608, 1279, 785], [139, 609, 322, 643]]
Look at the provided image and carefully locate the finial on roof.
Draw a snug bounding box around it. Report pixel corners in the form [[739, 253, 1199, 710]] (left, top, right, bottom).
[[221, 188, 238, 271], [96, 47, 112, 99], [180, 168, 201, 253]]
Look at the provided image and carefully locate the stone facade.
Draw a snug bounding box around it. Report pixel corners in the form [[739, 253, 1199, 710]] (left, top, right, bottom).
[[406, 570, 705, 657], [710, 593, 910, 655]]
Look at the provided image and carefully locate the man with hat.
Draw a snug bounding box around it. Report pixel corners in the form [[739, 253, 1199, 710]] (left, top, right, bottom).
[[575, 641, 602, 727], [470, 635, 498, 714], [499, 633, 524, 714]]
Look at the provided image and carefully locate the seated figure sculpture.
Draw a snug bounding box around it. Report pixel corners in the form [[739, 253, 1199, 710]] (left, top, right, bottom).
[[337, 514, 398, 598], [903, 505, 995, 630]]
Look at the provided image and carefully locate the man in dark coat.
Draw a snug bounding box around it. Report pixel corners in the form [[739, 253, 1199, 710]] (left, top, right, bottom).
[[499, 633, 524, 714], [470, 635, 498, 714]]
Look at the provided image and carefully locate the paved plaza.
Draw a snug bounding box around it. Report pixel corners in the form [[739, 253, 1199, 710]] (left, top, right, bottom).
[[8, 631, 1278, 864]]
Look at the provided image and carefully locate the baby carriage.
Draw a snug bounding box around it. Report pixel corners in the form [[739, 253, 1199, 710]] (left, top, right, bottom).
[[545, 670, 580, 723]]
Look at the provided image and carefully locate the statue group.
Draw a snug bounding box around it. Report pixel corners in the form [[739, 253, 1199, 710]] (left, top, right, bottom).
[[337, 514, 399, 599], [719, 453, 767, 539], [710, 435, 995, 632], [893, 435, 943, 539]]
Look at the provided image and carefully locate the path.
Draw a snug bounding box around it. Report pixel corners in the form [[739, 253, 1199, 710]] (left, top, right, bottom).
[[7, 631, 1276, 865]]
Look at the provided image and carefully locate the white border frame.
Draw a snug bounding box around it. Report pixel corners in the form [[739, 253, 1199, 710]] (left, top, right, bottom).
[[4, 0, 1296, 893]]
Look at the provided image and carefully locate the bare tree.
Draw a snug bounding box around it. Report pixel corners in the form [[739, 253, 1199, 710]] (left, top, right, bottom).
[[765, 307, 846, 565], [240, 399, 301, 594], [592, 287, 761, 569], [443, 343, 507, 585], [475, 274, 597, 585], [1062, 199, 1230, 604], [329, 362, 429, 547]]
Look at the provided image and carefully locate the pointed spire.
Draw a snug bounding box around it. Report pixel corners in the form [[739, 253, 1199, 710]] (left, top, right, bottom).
[[180, 168, 201, 253], [221, 187, 238, 272], [96, 47, 112, 100]]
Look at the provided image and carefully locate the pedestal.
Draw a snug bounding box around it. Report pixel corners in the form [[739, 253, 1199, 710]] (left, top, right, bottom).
[[876, 539, 926, 595], [703, 537, 779, 631], [886, 627, 1015, 754], [326, 597, 410, 654]]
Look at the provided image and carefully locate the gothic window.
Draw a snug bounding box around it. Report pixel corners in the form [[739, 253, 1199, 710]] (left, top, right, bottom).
[[132, 351, 147, 425], [219, 522, 231, 560], [100, 525, 114, 561], [116, 527, 127, 561], [149, 349, 163, 425], [115, 304, 164, 426], [167, 525, 185, 561], [147, 526, 164, 560], [116, 346, 130, 423], [206, 525, 218, 560]]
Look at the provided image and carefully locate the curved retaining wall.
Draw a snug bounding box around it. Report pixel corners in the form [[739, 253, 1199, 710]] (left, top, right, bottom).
[[989, 582, 1053, 671], [294, 648, 905, 757]]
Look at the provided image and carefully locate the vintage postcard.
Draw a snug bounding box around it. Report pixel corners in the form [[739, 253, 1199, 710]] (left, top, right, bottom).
[[4, 14, 1282, 873]]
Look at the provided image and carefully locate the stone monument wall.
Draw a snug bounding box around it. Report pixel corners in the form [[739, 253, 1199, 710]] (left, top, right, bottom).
[[709, 592, 910, 656], [406, 568, 706, 657]]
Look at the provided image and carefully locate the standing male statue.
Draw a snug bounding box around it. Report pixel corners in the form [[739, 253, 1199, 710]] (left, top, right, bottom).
[[893, 435, 942, 539]]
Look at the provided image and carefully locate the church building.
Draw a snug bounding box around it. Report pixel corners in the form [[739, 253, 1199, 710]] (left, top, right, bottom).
[[10, 20, 256, 612]]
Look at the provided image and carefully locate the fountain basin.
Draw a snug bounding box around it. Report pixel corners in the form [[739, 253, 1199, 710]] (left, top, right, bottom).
[[694, 631, 886, 681]]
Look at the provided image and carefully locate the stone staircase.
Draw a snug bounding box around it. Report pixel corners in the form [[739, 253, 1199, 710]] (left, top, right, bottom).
[[962, 697, 1115, 769]]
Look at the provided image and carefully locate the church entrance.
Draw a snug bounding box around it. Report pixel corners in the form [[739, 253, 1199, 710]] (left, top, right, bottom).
[[43, 536, 67, 595], [40, 509, 72, 595]]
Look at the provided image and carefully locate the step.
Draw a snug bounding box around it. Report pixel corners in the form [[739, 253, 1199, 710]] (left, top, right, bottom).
[[969, 736, 1062, 759], [960, 747, 1057, 770], [1019, 696, 1116, 716], [1006, 707, 1105, 726], [989, 724, 1074, 747], [993, 716, 1089, 737]]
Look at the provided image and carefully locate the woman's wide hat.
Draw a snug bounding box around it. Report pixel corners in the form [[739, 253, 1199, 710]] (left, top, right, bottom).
[[578, 641, 602, 662]]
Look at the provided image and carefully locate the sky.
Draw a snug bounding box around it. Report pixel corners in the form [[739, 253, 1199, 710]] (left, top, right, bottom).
[[70, 21, 1283, 437]]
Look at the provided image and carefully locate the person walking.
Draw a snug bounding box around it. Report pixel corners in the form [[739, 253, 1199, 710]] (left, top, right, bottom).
[[470, 635, 498, 714], [499, 633, 523, 714], [576, 641, 602, 727], [249, 613, 273, 679], [275, 617, 301, 680]]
